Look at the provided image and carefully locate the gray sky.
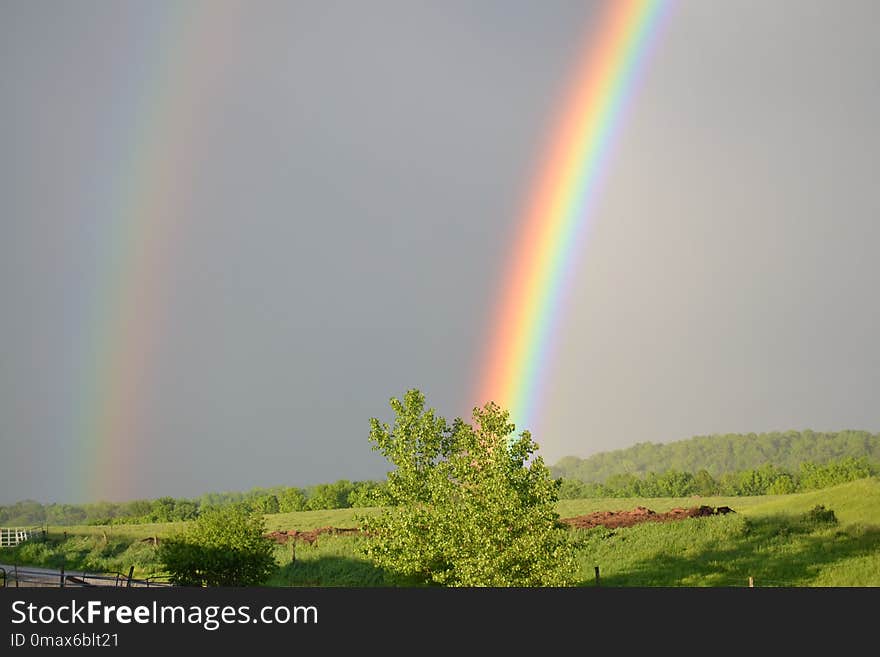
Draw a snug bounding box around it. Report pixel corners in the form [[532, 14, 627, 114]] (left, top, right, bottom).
[[2, 0, 879, 504]]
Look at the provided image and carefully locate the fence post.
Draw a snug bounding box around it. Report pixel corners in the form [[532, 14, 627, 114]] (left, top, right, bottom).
[[14, 563, 19, 588], [60, 563, 65, 588], [594, 566, 601, 587], [748, 576, 754, 588], [127, 565, 134, 588]]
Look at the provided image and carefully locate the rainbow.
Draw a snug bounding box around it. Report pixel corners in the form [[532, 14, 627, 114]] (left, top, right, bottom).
[[472, 0, 671, 443], [71, 4, 241, 503]]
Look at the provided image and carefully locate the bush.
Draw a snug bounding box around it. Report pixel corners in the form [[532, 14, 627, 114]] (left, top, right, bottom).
[[158, 504, 276, 586], [803, 504, 837, 525]]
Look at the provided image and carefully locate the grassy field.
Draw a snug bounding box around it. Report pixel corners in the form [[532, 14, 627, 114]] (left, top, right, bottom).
[[264, 507, 377, 533], [268, 478, 880, 587], [5, 477, 879, 586], [43, 521, 183, 542]]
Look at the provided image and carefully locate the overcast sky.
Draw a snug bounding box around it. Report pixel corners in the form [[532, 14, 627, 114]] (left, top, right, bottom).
[[2, 0, 879, 504]]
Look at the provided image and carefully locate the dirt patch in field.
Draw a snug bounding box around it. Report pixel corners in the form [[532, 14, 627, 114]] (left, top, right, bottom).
[[559, 505, 735, 530], [265, 526, 361, 545]]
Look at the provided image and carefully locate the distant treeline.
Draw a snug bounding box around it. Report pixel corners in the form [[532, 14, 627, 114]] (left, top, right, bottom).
[[551, 429, 880, 483], [557, 456, 878, 499], [4, 430, 879, 526], [0, 480, 387, 527]]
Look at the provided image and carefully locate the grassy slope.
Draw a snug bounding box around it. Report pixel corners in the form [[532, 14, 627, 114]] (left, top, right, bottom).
[[742, 477, 880, 526], [569, 477, 880, 587]]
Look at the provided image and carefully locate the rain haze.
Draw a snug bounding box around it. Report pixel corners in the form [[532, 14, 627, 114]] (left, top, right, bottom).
[[2, 0, 879, 504]]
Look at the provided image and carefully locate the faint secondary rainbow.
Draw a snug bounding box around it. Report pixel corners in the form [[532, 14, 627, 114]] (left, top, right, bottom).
[[472, 0, 671, 441], [71, 4, 240, 502]]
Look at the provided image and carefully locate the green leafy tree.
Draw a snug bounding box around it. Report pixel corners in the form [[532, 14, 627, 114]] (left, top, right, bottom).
[[604, 472, 640, 497], [278, 487, 307, 512], [149, 497, 179, 522], [347, 481, 389, 507], [0, 500, 46, 525], [360, 389, 577, 587], [557, 478, 588, 500], [693, 469, 718, 496], [767, 472, 797, 495], [44, 504, 87, 525], [799, 456, 874, 490], [258, 494, 280, 514], [656, 470, 697, 497], [305, 480, 354, 510], [157, 504, 276, 586]]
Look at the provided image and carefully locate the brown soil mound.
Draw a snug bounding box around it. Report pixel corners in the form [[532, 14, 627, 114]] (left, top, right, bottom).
[[559, 505, 735, 530], [265, 526, 361, 545]]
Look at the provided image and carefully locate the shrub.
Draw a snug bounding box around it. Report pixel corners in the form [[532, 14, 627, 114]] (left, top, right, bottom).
[[158, 504, 276, 586], [803, 504, 837, 525]]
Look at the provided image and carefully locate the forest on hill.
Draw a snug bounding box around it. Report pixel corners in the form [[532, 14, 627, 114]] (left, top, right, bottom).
[[550, 429, 880, 483]]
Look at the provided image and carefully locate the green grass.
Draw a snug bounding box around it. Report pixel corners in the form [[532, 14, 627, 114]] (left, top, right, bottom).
[[262, 507, 381, 533], [8, 478, 879, 586], [266, 535, 389, 587], [742, 477, 880, 526], [44, 521, 185, 542], [570, 511, 880, 587], [2, 533, 166, 579]]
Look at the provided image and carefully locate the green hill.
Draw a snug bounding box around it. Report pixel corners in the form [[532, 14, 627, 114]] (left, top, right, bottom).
[[743, 476, 880, 527], [551, 429, 880, 483]]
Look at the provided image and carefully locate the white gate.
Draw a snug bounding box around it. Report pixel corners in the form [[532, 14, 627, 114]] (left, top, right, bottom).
[[0, 527, 43, 547]]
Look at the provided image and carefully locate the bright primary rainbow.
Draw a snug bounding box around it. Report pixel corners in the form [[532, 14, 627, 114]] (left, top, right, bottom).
[[472, 0, 671, 443]]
